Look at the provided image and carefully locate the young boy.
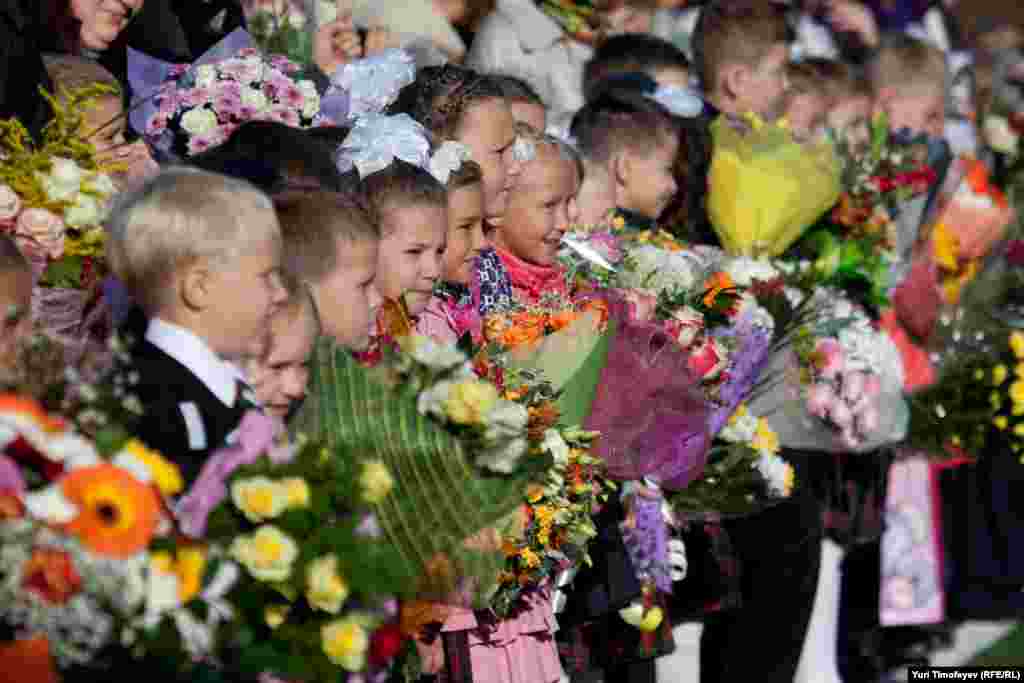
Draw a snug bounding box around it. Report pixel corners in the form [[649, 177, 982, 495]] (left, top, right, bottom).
[[571, 79, 680, 230], [245, 273, 320, 422], [493, 74, 548, 134], [692, 0, 791, 121], [821, 60, 873, 147], [43, 54, 158, 189], [583, 32, 692, 101], [106, 169, 289, 484], [868, 34, 947, 139], [784, 57, 836, 140], [273, 191, 382, 351]]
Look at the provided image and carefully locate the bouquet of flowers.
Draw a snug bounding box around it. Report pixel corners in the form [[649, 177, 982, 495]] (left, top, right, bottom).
[[136, 30, 329, 158], [0, 395, 236, 681], [491, 426, 613, 617], [0, 86, 120, 355], [930, 157, 1015, 305], [176, 411, 414, 682], [668, 402, 793, 521], [791, 114, 939, 311], [295, 331, 549, 607], [241, 0, 315, 65], [707, 113, 842, 257]]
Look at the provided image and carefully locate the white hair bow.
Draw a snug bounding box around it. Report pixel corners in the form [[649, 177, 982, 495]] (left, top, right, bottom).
[[329, 48, 417, 121], [336, 113, 432, 178], [645, 85, 705, 119], [428, 140, 472, 184]]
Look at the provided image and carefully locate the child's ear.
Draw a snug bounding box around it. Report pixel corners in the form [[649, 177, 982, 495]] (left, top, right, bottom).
[[721, 63, 748, 104], [181, 264, 211, 312], [611, 151, 631, 193]]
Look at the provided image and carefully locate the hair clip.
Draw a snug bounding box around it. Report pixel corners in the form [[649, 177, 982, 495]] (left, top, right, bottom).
[[645, 85, 705, 119], [428, 140, 472, 185], [329, 49, 417, 122], [336, 113, 432, 178], [512, 136, 537, 163]]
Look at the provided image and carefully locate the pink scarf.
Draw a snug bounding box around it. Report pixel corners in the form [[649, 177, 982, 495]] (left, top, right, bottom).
[[494, 248, 569, 306]]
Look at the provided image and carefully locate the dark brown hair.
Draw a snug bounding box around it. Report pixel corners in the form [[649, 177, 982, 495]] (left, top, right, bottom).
[[387, 65, 506, 140], [341, 161, 448, 234]]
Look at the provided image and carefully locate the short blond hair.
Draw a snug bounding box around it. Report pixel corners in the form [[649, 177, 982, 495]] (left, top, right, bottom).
[[43, 54, 120, 94], [868, 34, 947, 96], [106, 168, 278, 314]]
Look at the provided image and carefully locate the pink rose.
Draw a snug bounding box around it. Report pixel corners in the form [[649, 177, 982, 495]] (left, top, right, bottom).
[[856, 406, 880, 435], [688, 337, 726, 381], [0, 184, 22, 224], [827, 398, 853, 430], [815, 338, 845, 380], [670, 306, 704, 348], [839, 428, 863, 450], [842, 371, 866, 403], [806, 382, 836, 418], [14, 209, 65, 260]]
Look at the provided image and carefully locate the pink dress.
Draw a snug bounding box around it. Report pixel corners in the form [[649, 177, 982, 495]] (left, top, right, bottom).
[[441, 584, 563, 683]]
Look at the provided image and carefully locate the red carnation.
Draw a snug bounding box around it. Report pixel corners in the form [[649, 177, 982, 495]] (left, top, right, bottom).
[[369, 622, 405, 667]]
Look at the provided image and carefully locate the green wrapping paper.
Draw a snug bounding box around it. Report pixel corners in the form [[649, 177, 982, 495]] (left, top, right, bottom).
[[293, 340, 547, 605]]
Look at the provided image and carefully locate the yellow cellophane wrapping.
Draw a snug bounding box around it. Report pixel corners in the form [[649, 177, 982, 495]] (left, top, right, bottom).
[[708, 115, 842, 257]]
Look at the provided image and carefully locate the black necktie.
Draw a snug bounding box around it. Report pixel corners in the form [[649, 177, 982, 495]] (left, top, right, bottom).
[[236, 379, 259, 414]]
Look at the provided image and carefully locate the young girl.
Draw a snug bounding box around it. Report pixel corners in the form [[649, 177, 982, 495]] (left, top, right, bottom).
[[416, 156, 488, 345], [389, 65, 525, 318]]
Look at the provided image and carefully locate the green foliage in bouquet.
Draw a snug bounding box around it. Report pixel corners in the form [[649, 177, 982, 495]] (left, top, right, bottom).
[[295, 340, 550, 606], [201, 436, 414, 682], [248, 9, 315, 68]]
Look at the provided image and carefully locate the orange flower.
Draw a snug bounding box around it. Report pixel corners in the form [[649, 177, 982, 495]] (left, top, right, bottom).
[[501, 312, 545, 347], [0, 492, 24, 520], [527, 401, 561, 440], [702, 272, 736, 308], [547, 309, 579, 332], [61, 464, 161, 558], [578, 297, 610, 328], [965, 158, 1007, 208], [22, 548, 81, 604], [378, 298, 414, 340], [0, 395, 65, 434]]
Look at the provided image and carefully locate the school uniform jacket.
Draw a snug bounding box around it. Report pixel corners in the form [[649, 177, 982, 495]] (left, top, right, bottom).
[[129, 319, 249, 485]]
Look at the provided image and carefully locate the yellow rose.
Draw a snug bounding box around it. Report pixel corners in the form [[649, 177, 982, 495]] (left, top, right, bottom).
[[360, 461, 394, 504], [322, 616, 370, 671], [443, 380, 499, 425], [281, 477, 311, 509], [1015, 423, 1024, 438], [176, 546, 206, 603], [752, 418, 780, 456], [265, 605, 289, 629], [1010, 381, 1024, 407], [306, 555, 350, 614], [230, 525, 298, 582], [991, 392, 1003, 410], [123, 440, 183, 496], [994, 364, 1009, 386], [1017, 363, 1024, 378], [1012, 332, 1024, 359], [994, 416, 1009, 430], [231, 477, 288, 523]]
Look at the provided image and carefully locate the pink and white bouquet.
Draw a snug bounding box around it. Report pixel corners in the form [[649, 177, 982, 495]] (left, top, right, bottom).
[[803, 337, 885, 450], [145, 48, 328, 157]]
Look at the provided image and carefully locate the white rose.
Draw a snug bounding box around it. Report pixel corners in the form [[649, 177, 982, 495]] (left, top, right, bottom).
[[318, 0, 338, 23], [723, 257, 779, 287], [0, 184, 22, 221], [87, 172, 118, 199], [410, 335, 467, 370], [40, 157, 83, 201], [477, 437, 529, 474], [65, 194, 103, 228], [180, 107, 219, 136], [146, 559, 183, 616], [241, 86, 270, 112], [541, 429, 571, 467], [416, 380, 454, 419], [984, 115, 1019, 155], [24, 485, 78, 524], [195, 64, 218, 89], [755, 453, 791, 497], [298, 80, 321, 119], [483, 400, 529, 443], [670, 306, 704, 348]]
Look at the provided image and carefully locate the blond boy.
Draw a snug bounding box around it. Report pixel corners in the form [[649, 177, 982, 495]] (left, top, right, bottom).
[[107, 168, 288, 483], [868, 34, 947, 139]]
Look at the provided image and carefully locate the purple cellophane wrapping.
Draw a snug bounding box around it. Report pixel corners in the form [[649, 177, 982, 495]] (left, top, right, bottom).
[[584, 307, 711, 490], [32, 286, 112, 367]]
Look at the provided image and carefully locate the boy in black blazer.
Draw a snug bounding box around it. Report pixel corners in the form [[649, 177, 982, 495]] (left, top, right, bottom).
[[106, 168, 287, 484]]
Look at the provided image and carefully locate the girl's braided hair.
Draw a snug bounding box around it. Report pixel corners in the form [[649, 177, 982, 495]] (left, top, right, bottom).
[[387, 64, 506, 140]]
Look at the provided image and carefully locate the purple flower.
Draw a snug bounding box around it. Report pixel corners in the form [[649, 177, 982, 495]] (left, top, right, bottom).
[[709, 326, 771, 436], [0, 454, 25, 495], [355, 513, 383, 538], [176, 411, 284, 537], [620, 492, 672, 593]]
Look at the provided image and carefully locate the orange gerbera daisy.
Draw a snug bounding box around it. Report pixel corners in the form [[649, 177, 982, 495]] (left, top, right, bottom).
[[60, 464, 161, 558], [702, 271, 736, 308]]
